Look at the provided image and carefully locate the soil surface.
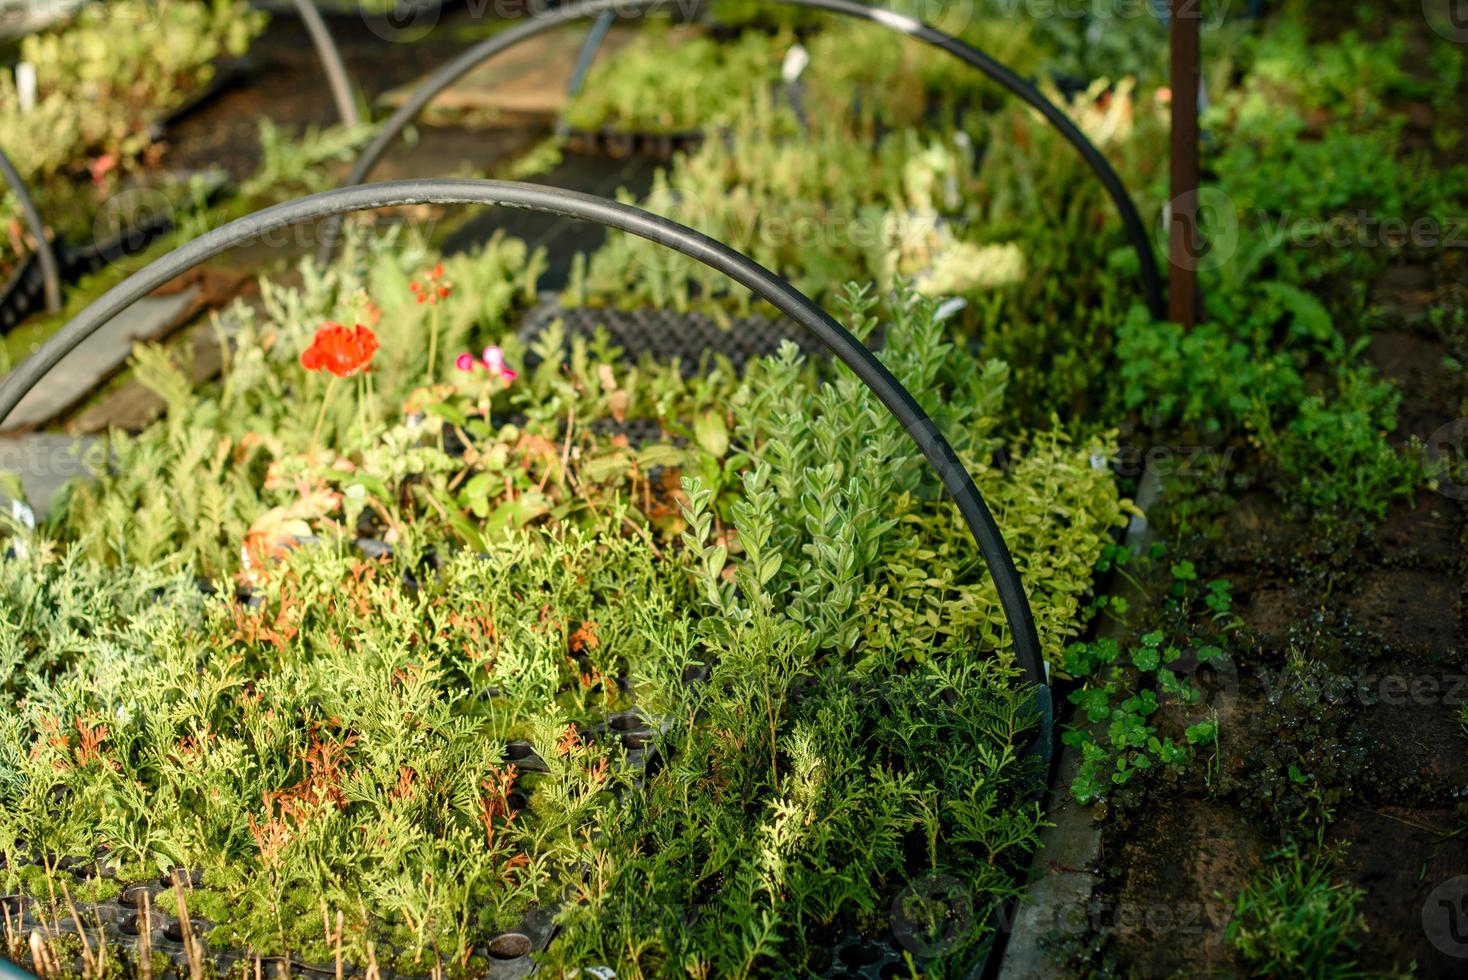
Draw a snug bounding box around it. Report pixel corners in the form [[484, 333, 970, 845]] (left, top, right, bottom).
[[162, 7, 514, 179], [1082, 10, 1468, 971], [1094, 243, 1468, 980], [1085, 232, 1468, 975]]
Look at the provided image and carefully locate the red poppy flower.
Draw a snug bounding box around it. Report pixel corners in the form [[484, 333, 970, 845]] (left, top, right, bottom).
[[300, 321, 379, 378]]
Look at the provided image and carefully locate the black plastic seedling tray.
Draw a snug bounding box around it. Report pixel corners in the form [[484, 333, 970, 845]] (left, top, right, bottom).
[[0, 211, 177, 337], [515, 294, 824, 375], [0, 171, 228, 338], [0, 884, 557, 980], [563, 127, 706, 160], [0, 60, 245, 337], [0, 252, 47, 336]]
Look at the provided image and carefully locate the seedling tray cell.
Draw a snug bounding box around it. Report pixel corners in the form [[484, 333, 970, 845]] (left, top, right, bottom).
[[563, 127, 707, 160], [516, 295, 824, 376]]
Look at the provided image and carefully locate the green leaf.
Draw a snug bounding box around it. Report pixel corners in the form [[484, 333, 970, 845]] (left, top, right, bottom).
[[1263, 280, 1334, 344], [352, 473, 391, 504], [459, 472, 496, 519], [693, 411, 729, 458], [1132, 646, 1160, 672], [1071, 688, 1112, 723], [425, 400, 469, 428], [485, 492, 549, 535], [705, 544, 728, 582], [758, 554, 782, 586], [581, 452, 632, 484], [1186, 722, 1218, 745], [638, 443, 688, 469]]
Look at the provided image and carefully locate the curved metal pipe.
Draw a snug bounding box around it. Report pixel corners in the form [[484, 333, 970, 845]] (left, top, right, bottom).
[[290, 0, 360, 128], [0, 178, 1046, 688], [2, 3, 355, 326], [556, 8, 617, 138], [321, 0, 1165, 318], [0, 147, 61, 314]]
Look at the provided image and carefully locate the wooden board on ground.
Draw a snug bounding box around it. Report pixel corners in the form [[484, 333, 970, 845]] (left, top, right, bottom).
[[0, 289, 202, 434], [67, 313, 239, 434], [0, 433, 100, 520], [378, 23, 645, 121]]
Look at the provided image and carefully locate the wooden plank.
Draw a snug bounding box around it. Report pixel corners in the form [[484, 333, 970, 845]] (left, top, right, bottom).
[[66, 315, 234, 434], [378, 24, 643, 120], [0, 289, 201, 433]]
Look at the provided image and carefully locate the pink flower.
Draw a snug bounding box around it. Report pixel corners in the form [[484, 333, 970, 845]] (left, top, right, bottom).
[[482, 346, 517, 381], [455, 346, 517, 382]]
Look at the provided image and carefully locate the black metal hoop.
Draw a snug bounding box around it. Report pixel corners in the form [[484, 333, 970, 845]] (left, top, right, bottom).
[[289, 0, 360, 127], [0, 178, 1047, 688], [0, 147, 61, 314], [320, 0, 1165, 319], [557, 7, 617, 138], [0, 1, 352, 330]]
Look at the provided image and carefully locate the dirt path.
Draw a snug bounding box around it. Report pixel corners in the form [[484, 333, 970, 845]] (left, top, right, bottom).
[[1088, 36, 1468, 980]]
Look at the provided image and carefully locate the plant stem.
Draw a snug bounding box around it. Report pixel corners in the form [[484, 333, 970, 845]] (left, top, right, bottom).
[[357, 373, 368, 444], [427, 304, 441, 385], [311, 374, 342, 456]]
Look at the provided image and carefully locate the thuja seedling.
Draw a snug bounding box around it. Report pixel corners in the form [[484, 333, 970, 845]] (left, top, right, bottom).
[[2, 281, 1132, 975]]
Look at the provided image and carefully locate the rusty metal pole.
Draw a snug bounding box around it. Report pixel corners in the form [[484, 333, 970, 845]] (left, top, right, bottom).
[[1168, 0, 1200, 327]]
